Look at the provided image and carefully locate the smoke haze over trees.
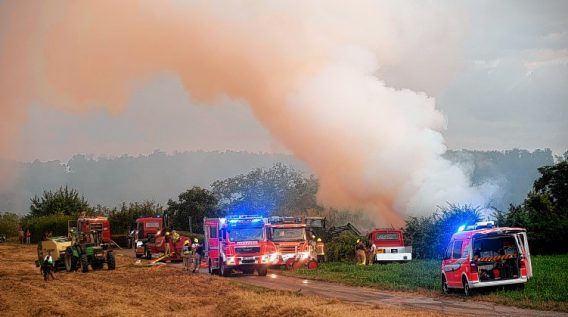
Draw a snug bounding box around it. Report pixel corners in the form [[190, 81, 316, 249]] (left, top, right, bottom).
[[0, 149, 554, 217]]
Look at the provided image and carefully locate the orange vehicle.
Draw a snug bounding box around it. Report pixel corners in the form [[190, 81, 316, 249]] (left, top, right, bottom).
[[266, 216, 318, 269]]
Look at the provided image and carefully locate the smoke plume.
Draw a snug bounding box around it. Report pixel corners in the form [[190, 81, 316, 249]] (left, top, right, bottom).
[[0, 1, 495, 224]]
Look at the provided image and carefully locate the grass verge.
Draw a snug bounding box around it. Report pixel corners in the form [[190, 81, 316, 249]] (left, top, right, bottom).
[[292, 255, 568, 312]]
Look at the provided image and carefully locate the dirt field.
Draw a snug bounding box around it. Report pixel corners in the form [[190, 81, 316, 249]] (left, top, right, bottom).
[[0, 244, 447, 317]]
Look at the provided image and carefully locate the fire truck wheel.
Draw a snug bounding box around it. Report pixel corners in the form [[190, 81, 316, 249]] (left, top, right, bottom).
[[144, 247, 151, 260], [220, 261, 231, 277], [307, 260, 318, 270], [285, 258, 295, 270], [462, 276, 474, 296], [442, 275, 449, 294], [257, 265, 268, 276]]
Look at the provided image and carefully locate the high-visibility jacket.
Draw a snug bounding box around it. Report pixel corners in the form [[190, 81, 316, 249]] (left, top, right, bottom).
[[44, 255, 54, 265]]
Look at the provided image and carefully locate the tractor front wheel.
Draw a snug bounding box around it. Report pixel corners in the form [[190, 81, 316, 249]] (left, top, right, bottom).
[[80, 254, 89, 273], [107, 251, 116, 270]]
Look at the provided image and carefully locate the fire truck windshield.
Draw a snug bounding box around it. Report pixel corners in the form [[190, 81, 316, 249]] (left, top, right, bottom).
[[376, 233, 400, 240], [228, 228, 264, 242], [272, 228, 306, 242]]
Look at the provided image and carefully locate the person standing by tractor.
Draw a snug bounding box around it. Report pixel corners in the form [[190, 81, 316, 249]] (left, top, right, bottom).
[[42, 251, 56, 281], [355, 239, 366, 265], [182, 240, 191, 271], [25, 229, 31, 244]]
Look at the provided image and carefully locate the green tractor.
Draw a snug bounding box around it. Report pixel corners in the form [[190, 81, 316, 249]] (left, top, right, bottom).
[[64, 217, 116, 273]]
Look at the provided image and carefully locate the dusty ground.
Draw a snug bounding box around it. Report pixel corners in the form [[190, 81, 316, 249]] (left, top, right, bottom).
[[0, 244, 447, 317]]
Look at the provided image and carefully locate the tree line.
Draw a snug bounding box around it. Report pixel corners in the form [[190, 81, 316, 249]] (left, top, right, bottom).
[[1, 157, 566, 257]]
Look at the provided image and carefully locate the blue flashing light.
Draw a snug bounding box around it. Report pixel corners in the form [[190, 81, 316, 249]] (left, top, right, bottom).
[[457, 225, 466, 232]]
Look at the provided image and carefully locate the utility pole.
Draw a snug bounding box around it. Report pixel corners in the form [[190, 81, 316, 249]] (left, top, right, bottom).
[[188, 216, 193, 233]]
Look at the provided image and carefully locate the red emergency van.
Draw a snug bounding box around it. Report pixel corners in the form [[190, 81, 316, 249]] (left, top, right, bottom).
[[441, 222, 532, 296]]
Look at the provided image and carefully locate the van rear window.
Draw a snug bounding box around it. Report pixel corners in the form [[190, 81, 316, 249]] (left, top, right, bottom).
[[376, 233, 399, 240]]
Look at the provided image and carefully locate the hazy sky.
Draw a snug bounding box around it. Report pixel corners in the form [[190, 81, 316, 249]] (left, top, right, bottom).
[[14, 1, 568, 161]]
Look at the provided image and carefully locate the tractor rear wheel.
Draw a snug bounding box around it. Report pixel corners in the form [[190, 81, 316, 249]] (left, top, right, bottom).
[[107, 251, 116, 270], [80, 254, 89, 273]]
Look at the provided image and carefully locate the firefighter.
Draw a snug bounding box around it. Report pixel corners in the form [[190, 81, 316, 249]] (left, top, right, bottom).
[[42, 251, 56, 281], [182, 240, 191, 271], [315, 238, 325, 263], [191, 238, 202, 273], [164, 231, 171, 255], [355, 239, 366, 265]]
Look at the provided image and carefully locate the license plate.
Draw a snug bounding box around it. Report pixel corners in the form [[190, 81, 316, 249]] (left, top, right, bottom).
[[244, 257, 254, 261]]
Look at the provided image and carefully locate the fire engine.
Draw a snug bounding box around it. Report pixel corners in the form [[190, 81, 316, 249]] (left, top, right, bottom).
[[266, 216, 318, 269], [441, 221, 532, 296], [204, 215, 274, 277], [134, 216, 164, 258], [134, 216, 189, 262], [367, 228, 412, 263]]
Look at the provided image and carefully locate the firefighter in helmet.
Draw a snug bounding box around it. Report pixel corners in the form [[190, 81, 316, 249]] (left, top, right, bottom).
[[355, 239, 366, 265], [182, 240, 191, 271], [315, 238, 325, 263]]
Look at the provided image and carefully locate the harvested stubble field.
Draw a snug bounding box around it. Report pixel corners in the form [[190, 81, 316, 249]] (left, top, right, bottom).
[[0, 244, 447, 317]]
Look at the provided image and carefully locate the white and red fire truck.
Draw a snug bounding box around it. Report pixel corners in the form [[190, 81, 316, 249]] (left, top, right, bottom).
[[203, 215, 275, 277]]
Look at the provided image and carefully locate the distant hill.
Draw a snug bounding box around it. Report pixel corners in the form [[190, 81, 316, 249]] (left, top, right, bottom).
[[0, 149, 554, 215]]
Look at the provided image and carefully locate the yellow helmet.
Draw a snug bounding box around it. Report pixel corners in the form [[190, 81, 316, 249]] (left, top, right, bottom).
[[166, 232, 170, 236], [184, 240, 189, 245], [193, 238, 198, 243], [317, 238, 322, 242], [356, 239, 360, 243]]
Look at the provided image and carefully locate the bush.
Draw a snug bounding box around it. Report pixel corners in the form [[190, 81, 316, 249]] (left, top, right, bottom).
[[0, 212, 21, 238], [325, 232, 360, 262], [404, 204, 481, 259], [21, 214, 76, 243]]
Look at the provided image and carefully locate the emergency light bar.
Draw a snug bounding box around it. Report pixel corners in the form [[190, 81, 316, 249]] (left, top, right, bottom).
[[226, 215, 265, 227], [267, 216, 302, 224]]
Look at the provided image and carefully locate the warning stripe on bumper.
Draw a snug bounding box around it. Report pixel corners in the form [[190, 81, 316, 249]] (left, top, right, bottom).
[[476, 254, 515, 262]]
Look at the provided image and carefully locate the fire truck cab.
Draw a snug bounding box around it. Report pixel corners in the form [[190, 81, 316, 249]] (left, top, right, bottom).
[[134, 216, 163, 258], [266, 216, 317, 269], [134, 216, 189, 261], [204, 215, 274, 277], [368, 228, 412, 263], [441, 222, 533, 296]]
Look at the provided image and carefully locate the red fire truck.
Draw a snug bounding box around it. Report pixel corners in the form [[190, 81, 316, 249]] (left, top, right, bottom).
[[367, 228, 412, 263], [204, 215, 275, 277], [134, 216, 163, 258], [134, 216, 189, 262]]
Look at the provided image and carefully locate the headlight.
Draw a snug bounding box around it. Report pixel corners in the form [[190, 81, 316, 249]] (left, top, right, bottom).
[[299, 251, 311, 259]]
